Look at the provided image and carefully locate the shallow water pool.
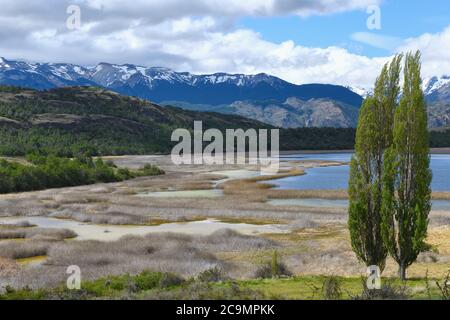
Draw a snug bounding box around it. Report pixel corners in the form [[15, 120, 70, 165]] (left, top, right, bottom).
[[0, 216, 285, 241]]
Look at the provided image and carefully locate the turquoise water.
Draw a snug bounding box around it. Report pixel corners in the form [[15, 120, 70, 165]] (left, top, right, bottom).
[[275, 153, 450, 191]]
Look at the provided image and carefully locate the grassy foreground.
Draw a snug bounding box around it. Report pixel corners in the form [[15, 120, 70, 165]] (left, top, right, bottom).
[[1, 270, 448, 300]]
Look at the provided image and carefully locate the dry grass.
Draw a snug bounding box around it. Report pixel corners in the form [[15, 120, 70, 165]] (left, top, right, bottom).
[[0, 257, 19, 277], [432, 192, 450, 200], [0, 229, 278, 289], [0, 241, 51, 259], [1, 155, 449, 291], [268, 189, 349, 200], [221, 168, 304, 196], [0, 227, 77, 240], [0, 220, 35, 228]]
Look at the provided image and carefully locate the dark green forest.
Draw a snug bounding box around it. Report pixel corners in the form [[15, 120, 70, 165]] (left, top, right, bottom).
[[0, 86, 450, 157], [0, 154, 164, 194]]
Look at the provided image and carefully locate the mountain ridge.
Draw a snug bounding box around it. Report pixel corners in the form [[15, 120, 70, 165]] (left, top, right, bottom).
[[2, 57, 450, 129], [0, 57, 362, 107]]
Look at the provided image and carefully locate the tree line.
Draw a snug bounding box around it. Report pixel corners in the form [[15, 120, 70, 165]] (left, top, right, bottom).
[[348, 51, 432, 281], [0, 154, 164, 194]]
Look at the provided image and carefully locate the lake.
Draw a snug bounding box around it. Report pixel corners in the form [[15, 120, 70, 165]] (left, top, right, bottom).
[[275, 153, 450, 191]]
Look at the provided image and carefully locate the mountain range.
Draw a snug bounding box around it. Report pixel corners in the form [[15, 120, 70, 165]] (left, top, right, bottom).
[[1, 57, 449, 129]]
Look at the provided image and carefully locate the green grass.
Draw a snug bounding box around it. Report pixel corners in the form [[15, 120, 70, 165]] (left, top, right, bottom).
[[232, 275, 450, 300], [0, 271, 180, 300], [1, 271, 447, 300]]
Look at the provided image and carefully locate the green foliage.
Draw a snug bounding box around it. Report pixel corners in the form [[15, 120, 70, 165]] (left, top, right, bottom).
[[0, 271, 265, 300], [352, 278, 409, 300], [197, 267, 226, 283], [138, 164, 165, 176], [255, 250, 292, 279], [1, 86, 450, 156], [321, 276, 343, 300], [0, 85, 26, 93], [348, 55, 402, 271], [0, 86, 274, 157], [279, 127, 356, 150], [381, 51, 432, 280], [434, 272, 450, 300], [271, 250, 279, 276], [0, 155, 164, 194]]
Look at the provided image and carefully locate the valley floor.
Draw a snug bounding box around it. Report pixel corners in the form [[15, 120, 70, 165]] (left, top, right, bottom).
[[1, 155, 450, 299]]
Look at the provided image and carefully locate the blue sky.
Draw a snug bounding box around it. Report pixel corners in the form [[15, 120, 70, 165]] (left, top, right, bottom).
[[0, 0, 449, 87], [240, 0, 450, 57]]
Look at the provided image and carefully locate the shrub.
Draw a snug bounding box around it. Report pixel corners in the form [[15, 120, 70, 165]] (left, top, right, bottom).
[[254, 250, 292, 279], [321, 276, 342, 300], [134, 271, 165, 290], [159, 273, 184, 288], [0, 155, 164, 194], [435, 272, 450, 300], [352, 278, 409, 300], [143, 281, 266, 300], [197, 267, 226, 283], [139, 164, 165, 176]]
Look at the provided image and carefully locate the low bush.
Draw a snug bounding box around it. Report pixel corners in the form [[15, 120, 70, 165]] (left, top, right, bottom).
[[255, 250, 292, 279], [352, 278, 409, 300], [197, 267, 227, 283], [321, 276, 342, 300]]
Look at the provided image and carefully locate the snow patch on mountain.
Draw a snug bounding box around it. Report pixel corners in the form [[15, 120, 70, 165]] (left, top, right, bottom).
[[423, 76, 450, 95], [346, 85, 372, 98]]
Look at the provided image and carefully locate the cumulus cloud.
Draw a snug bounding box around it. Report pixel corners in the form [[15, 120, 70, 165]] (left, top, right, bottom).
[[351, 32, 403, 51], [0, 0, 448, 89], [397, 26, 450, 79]]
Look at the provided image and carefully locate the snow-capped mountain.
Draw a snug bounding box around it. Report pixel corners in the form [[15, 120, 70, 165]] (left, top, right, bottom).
[[0, 57, 362, 106], [346, 85, 372, 99], [423, 76, 450, 102], [346, 76, 450, 102], [423, 76, 450, 95]]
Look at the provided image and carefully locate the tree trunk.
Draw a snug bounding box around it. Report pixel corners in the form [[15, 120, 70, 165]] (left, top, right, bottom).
[[398, 263, 407, 281]]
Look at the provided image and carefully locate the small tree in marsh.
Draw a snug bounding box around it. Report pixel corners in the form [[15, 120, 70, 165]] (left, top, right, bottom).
[[348, 54, 402, 272], [381, 51, 432, 281]]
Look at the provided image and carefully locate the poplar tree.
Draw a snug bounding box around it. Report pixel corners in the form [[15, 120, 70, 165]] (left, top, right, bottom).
[[348, 55, 402, 271], [381, 51, 432, 280]]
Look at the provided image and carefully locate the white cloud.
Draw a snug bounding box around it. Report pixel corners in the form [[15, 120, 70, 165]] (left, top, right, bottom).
[[81, 0, 381, 19], [351, 32, 403, 51], [397, 26, 450, 78], [3, 0, 449, 89]]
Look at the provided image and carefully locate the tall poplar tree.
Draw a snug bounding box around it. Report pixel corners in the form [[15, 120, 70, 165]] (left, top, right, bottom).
[[381, 51, 432, 280], [348, 54, 402, 271]]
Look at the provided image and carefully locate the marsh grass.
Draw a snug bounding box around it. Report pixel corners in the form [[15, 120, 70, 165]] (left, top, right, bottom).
[[0, 229, 278, 289], [254, 250, 292, 279], [0, 221, 35, 228], [0, 227, 77, 240], [0, 241, 51, 259], [216, 217, 284, 225]]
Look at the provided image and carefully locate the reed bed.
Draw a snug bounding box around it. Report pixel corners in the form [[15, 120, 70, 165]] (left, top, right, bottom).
[[0, 229, 278, 290]]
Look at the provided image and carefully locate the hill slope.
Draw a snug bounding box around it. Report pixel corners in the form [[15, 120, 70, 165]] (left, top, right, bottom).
[[165, 98, 359, 128], [1, 86, 449, 156], [0, 86, 270, 156]]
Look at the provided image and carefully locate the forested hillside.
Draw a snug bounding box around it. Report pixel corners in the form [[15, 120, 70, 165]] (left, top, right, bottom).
[[1, 86, 449, 156]]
